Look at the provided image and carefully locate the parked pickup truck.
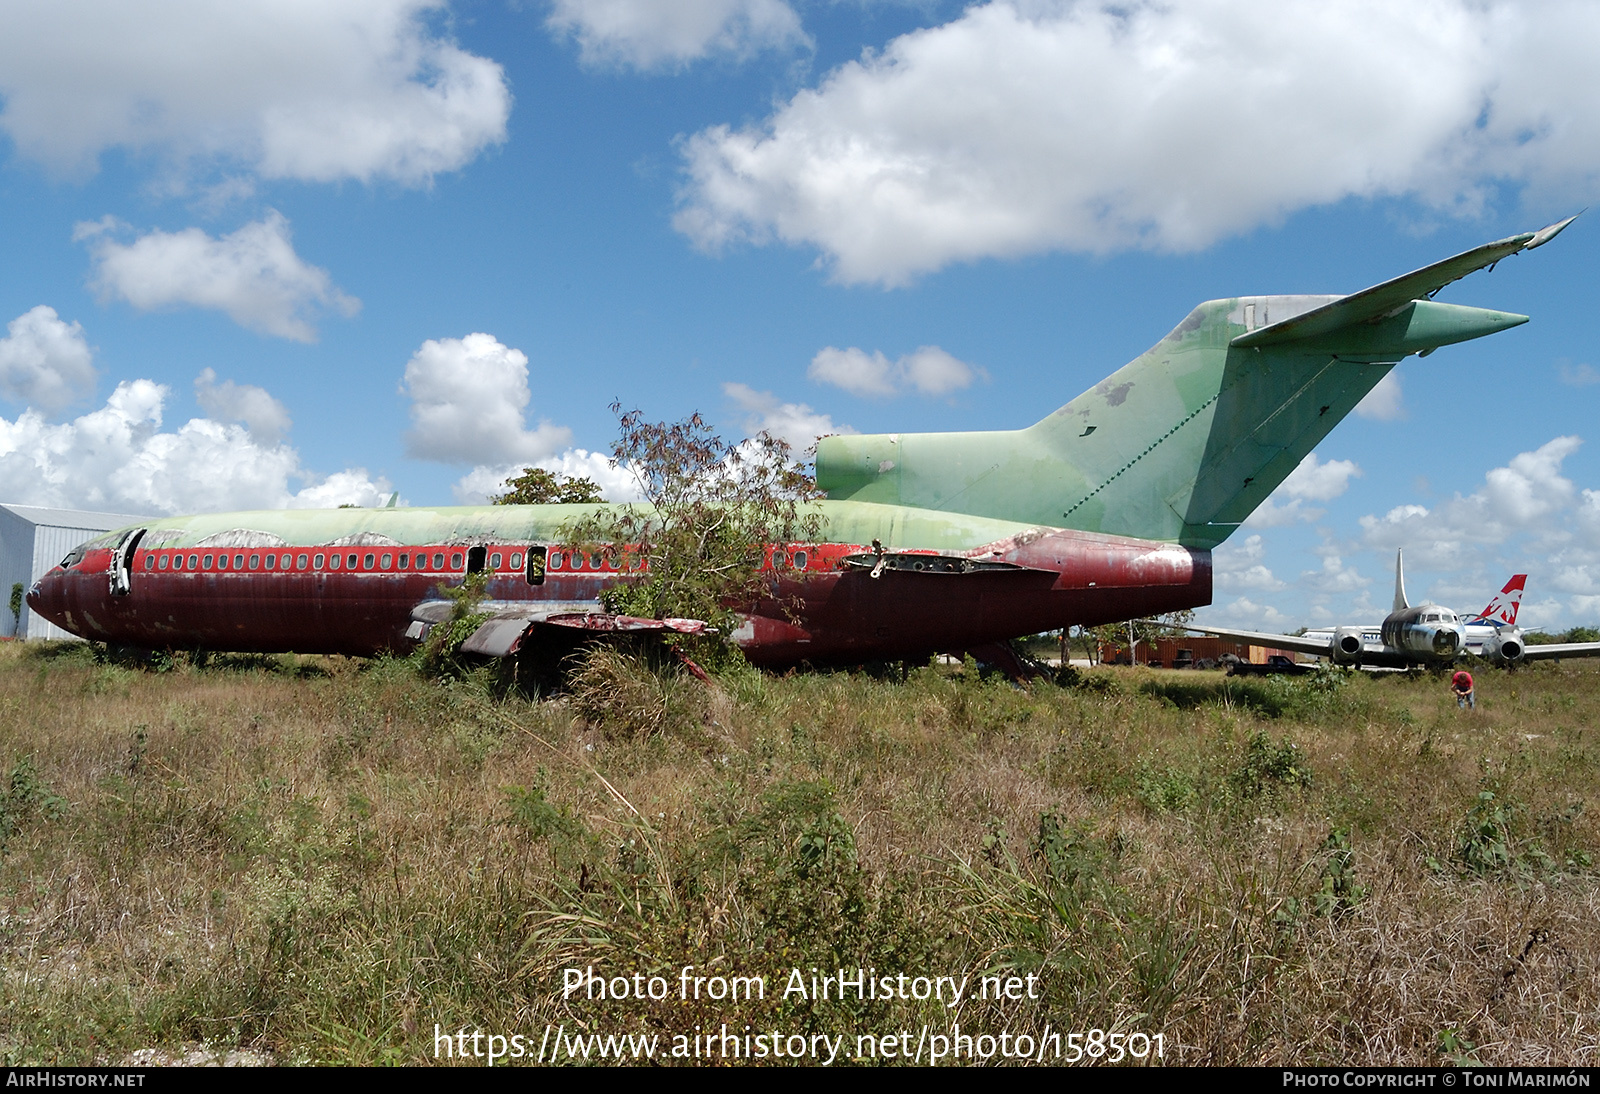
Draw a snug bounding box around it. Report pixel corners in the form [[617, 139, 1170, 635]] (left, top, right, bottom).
[[1224, 654, 1314, 677]]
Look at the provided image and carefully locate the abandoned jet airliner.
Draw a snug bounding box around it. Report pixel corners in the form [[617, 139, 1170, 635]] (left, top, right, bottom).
[[26, 218, 1577, 670]]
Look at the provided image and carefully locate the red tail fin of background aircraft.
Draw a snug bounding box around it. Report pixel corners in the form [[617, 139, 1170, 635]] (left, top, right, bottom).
[[1474, 574, 1527, 627]]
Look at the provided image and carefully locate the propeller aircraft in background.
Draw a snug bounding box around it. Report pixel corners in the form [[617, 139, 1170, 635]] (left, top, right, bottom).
[[27, 219, 1580, 674], [1175, 554, 1600, 669]]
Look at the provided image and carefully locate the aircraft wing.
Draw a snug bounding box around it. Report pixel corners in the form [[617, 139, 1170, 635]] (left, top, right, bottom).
[[406, 599, 709, 658], [1516, 641, 1600, 662], [1156, 622, 1334, 660], [1232, 215, 1577, 349]]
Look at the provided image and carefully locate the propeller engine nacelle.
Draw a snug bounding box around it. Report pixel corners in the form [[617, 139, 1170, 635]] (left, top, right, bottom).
[[1479, 628, 1526, 665], [1331, 626, 1366, 665]]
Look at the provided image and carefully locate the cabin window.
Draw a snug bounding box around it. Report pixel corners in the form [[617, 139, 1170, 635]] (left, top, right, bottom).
[[265, 554, 276, 569], [295, 553, 307, 569], [203, 554, 214, 569], [793, 550, 807, 570], [174, 554, 184, 571], [381, 552, 392, 569], [328, 554, 340, 570], [188, 554, 198, 570], [143, 554, 154, 570], [510, 552, 522, 570], [249, 554, 260, 570], [314, 553, 325, 569], [362, 553, 374, 570], [158, 554, 169, 570], [234, 554, 245, 570], [525, 547, 546, 586], [549, 551, 563, 570], [490, 551, 502, 570], [451, 552, 464, 570], [398, 553, 409, 569], [430, 552, 443, 570]]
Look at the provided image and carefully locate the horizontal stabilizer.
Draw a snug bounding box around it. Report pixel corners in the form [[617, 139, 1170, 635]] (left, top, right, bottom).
[[1233, 215, 1577, 349]]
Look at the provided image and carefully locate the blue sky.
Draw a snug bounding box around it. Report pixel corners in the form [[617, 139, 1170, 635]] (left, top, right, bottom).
[[1, 0, 1598, 632]]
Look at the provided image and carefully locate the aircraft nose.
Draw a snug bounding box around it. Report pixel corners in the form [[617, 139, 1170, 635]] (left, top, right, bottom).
[[25, 574, 61, 632]]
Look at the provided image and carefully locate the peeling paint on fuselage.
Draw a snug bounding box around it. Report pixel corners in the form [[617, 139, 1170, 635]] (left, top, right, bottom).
[[27, 499, 1211, 664]]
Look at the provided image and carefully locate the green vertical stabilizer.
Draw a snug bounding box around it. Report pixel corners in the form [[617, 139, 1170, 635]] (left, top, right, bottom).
[[816, 221, 1570, 548]]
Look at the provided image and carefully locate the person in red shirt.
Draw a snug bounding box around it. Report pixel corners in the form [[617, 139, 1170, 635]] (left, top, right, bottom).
[[1451, 670, 1475, 710]]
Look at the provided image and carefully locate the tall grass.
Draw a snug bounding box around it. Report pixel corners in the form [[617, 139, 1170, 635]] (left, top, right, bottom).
[[0, 643, 1595, 1065]]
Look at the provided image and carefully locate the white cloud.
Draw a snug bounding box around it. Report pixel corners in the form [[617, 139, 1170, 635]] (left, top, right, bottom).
[[401, 333, 572, 465], [0, 0, 509, 185], [723, 381, 851, 454], [194, 368, 291, 445], [79, 212, 360, 342], [0, 380, 388, 515], [1246, 452, 1361, 527], [1213, 534, 1285, 593], [676, 0, 1600, 285], [808, 344, 982, 398], [1355, 370, 1405, 421], [1556, 360, 1599, 386], [451, 449, 644, 505], [1202, 596, 1292, 631], [1300, 553, 1370, 595], [0, 306, 96, 415], [547, 0, 807, 69], [1359, 436, 1581, 567]]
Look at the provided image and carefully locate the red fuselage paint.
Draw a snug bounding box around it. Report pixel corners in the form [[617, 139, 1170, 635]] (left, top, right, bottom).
[[27, 529, 1210, 665]]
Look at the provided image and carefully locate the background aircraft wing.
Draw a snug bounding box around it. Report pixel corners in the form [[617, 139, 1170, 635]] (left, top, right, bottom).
[[1160, 622, 1334, 660], [1232, 215, 1577, 349], [1517, 641, 1600, 662]]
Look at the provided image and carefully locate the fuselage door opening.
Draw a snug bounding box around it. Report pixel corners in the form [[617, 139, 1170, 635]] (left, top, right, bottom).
[[526, 546, 547, 586], [467, 545, 487, 574], [109, 528, 146, 598]]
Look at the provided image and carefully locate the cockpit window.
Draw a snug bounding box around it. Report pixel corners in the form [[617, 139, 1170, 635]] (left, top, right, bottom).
[[59, 545, 88, 569]]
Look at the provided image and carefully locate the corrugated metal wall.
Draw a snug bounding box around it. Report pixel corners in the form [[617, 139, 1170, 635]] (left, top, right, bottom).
[[28, 525, 112, 640], [1, 508, 142, 641], [0, 508, 29, 639]]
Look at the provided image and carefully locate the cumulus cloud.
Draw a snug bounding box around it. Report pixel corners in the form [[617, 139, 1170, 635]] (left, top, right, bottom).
[[194, 368, 291, 445], [808, 344, 983, 398], [1246, 452, 1362, 527], [1557, 360, 1600, 386], [0, 306, 96, 414], [1355, 370, 1405, 421], [0, 0, 509, 185], [1204, 596, 1293, 630], [402, 333, 572, 466], [547, 0, 806, 69], [451, 449, 644, 505], [1359, 436, 1581, 567], [676, 0, 1600, 285], [723, 381, 851, 454], [79, 212, 360, 342], [1213, 534, 1285, 594], [0, 380, 389, 514]]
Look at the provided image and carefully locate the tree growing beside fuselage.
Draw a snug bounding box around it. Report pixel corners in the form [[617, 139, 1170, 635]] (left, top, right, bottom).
[[561, 404, 822, 662]]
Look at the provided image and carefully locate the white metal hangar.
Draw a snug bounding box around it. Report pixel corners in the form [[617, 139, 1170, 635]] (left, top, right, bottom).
[[2, 503, 149, 640]]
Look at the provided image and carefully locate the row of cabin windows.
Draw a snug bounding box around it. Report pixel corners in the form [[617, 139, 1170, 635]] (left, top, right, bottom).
[[138, 545, 818, 576], [143, 549, 481, 573]]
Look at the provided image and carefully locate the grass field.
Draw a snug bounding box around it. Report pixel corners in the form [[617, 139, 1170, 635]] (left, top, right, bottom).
[[1, 640, 1596, 1066]]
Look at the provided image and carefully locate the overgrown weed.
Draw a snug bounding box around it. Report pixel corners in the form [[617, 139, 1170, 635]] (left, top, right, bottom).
[[0, 642, 1595, 1065]]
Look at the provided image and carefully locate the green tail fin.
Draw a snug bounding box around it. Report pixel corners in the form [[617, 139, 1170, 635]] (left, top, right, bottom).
[[816, 221, 1569, 548]]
